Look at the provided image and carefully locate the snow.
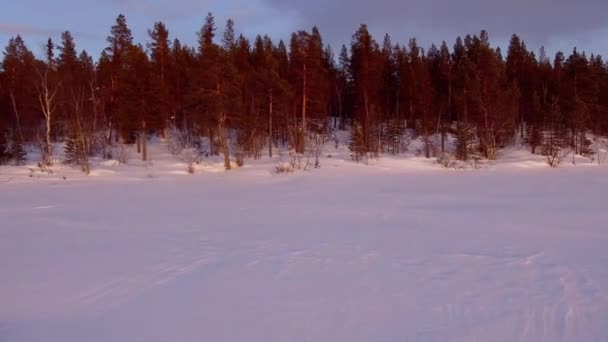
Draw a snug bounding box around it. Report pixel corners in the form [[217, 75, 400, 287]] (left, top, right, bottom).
[[1, 139, 608, 342]]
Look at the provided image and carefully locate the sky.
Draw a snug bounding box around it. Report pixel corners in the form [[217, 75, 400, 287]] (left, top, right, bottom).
[[1, 0, 607, 60]]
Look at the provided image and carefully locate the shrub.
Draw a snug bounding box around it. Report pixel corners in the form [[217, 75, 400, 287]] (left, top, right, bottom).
[[437, 152, 455, 168], [272, 162, 294, 175], [181, 148, 201, 174]]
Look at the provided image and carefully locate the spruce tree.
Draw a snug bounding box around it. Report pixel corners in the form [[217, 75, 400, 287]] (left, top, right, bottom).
[[63, 127, 90, 173], [382, 117, 406, 155], [455, 123, 474, 161], [541, 100, 569, 166], [349, 121, 366, 162], [63, 127, 80, 166], [335, 45, 351, 129], [10, 131, 27, 165], [525, 92, 544, 154], [525, 124, 544, 154], [0, 131, 9, 165]]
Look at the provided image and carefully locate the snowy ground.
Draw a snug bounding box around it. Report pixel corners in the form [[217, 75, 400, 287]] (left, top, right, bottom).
[[1, 139, 608, 342]]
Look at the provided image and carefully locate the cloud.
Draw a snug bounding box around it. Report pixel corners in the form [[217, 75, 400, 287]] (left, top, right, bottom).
[[0, 23, 55, 36], [260, 0, 608, 51], [0, 22, 100, 41]]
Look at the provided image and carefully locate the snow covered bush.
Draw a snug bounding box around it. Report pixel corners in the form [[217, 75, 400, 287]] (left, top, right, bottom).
[[236, 152, 245, 167], [168, 127, 203, 156], [31, 161, 53, 175], [181, 148, 201, 174], [437, 152, 456, 168], [272, 162, 294, 175], [116, 144, 129, 165], [544, 145, 571, 168], [168, 128, 188, 156]]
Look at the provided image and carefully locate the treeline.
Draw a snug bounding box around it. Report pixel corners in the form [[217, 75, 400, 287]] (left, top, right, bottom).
[[1, 13, 607, 172]]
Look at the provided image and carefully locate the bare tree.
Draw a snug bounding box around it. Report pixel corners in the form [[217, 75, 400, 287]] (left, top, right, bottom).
[[35, 66, 59, 165]]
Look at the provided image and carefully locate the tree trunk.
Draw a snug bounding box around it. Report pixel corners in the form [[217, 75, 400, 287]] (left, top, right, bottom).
[[520, 108, 525, 140], [90, 82, 99, 137], [335, 84, 342, 130], [444, 79, 452, 154], [219, 113, 231, 170], [300, 64, 307, 154], [441, 128, 446, 153], [45, 113, 52, 165], [142, 120, 147, 161], [364, 90, 370, 154], [463, 87, 469, 161], [9, 91, 24, 142], [106, 122, 113, 158], [268, 90, 273, 158], [597, 136, 601, 165], [208, 128, 216, 155], [37, 70, 56, 166], [76, 110, 90, 175], [437, 107, 445, 153]]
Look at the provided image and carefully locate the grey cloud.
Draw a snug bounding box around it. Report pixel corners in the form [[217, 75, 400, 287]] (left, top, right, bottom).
[[0, 23, 99, 41], [261, 0, 608, 50], [0, 23, 56, 37]]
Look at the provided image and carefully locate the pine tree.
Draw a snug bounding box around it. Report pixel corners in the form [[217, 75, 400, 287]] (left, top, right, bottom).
[[192, 14, 241, 170], [249, 35, 290, 158], [350, 24, 382, 158], [106, 14, 133, 60], [409, 39, 436, 158], [2, 36, 36, 143], [0, 17, 608, 170], [117, 43, 157, 161], [148, 21, 172, 135], [168, 38, 196, 136], [105, 14, 134, 143], [429, 41, 453, 152], [307, 26, 331, 134], [452, 37, 476, 150], [57, 31, 80, 139], [380, 34, 396, 120]]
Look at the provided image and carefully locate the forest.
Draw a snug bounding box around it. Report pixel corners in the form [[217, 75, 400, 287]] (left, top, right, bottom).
[[1, 13, 607, 172]]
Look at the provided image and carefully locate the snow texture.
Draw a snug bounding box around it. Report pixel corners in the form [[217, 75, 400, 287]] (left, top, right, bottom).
[[1, 139, 608, 342]]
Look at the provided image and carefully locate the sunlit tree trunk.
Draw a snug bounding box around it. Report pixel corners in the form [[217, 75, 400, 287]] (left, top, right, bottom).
[[36, 69, 58, 165], [9, 91, 24, 143]]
